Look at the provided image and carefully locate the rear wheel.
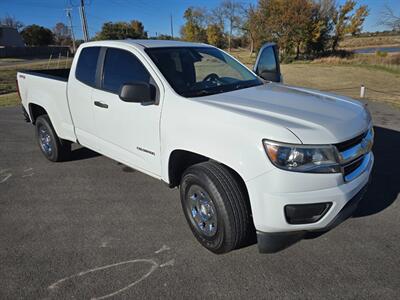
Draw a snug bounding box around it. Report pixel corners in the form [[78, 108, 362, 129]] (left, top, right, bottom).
[[35, 115, 71, 162], [180, 161, 251, 254]]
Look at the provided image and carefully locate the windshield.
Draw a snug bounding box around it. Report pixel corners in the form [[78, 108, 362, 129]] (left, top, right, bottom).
[[145, 47, 263, 97]]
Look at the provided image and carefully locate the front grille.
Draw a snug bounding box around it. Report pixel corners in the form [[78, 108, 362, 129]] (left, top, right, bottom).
[[343, 157, 364, 177], [335, 131, 367, 152], [335, 128, 372, 181]]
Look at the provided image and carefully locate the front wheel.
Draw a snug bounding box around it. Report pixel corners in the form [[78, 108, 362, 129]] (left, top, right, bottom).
[[180, 161, 252, 254], [35, 115, 71, 162]]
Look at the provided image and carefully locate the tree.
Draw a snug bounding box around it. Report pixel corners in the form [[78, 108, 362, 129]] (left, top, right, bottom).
[[331, 0, 369, 51], [206, 24, 225, 48], [130, 20, 146, 38], [155, 34, 174, 40], [209, 6, 225, 32], [289, 0, 314, 58], [0, 14, 24, 31], [21, 25, 54, 46], [180, 7, 207, 42], [306, 0, 336, 55], [53, 22, 72, 46], [220, 0, 243, 51], [95, 20, 147, 40], [346, 4, 369, 35], [379, 5, 400, 32], [257, 0, 314, 58], [241, 4, 261, 55]]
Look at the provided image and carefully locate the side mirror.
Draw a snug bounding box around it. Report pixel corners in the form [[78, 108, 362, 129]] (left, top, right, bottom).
[[119, 82, 154, 103]]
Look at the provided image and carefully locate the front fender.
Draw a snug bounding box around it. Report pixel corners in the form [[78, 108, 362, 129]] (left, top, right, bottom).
[[160, 94, 300, 183]]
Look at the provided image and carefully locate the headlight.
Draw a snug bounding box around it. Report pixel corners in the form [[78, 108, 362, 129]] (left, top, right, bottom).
[[263, 140, 341, 173]]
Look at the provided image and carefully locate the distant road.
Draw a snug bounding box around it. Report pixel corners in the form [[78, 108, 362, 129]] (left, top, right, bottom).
[[0, 58, 48, 68]]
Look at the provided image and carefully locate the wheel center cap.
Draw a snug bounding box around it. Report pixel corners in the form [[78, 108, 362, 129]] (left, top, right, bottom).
[[199, 204, 211, 220]]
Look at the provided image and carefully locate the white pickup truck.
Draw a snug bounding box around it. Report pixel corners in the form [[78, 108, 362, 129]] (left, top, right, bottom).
[[17, 40, 374, 254]]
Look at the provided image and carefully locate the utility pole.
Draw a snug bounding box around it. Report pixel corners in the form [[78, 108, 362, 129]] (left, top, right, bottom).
[[79, 0, 89, 42], [65, 7, 76, 53], [170, 14, 174, 39]]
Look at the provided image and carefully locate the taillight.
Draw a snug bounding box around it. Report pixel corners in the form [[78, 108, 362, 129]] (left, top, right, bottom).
[[15, 79, 21, 102]]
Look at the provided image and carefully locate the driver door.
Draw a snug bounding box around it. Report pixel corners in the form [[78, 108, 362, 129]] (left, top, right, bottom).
[[92, 47, 163, 177], [253, 43, 282, 83]]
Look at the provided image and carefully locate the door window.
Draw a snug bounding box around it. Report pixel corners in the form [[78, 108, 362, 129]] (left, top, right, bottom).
[[256, 46, 277, 74], [75, 47, 100, 87], [102, 48, 151, 94]]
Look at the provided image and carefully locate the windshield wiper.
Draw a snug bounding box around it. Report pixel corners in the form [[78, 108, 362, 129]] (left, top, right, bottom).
[[184, 86, 228, 97], [184, 81, 262, 98], [233, 81, 261, 90], [184, 89, 214, 97]]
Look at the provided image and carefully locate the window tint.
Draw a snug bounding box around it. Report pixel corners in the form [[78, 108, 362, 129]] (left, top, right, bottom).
[[75, 47, 100, 86], [256, 46, 277, 74], [102, 48, 150, 93]]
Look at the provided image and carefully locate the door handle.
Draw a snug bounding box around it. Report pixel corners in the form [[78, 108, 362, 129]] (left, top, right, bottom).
[[94, 101, 108, 109]]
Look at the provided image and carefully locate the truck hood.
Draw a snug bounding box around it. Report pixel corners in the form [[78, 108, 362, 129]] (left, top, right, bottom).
[[196, 83, 371, 144]]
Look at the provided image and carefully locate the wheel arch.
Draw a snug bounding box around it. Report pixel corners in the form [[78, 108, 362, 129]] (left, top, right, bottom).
[[28, 102, 48, 125], [167, 150, 250, 202]]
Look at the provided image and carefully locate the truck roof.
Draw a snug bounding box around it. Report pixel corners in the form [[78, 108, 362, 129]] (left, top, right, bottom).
[[82, 39, 211, 49]]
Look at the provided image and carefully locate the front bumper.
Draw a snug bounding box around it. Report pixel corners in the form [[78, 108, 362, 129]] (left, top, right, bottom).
[[256, 182, 369, 253], [245, 152, 374, 252]]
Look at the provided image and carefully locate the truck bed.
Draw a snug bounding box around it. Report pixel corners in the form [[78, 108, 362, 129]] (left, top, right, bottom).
[[19, 68, 70, 82], [17, 68, 77, 143]]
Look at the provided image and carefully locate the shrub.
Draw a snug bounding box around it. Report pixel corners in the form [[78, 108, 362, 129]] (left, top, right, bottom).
[[376, 50, 388, 57]]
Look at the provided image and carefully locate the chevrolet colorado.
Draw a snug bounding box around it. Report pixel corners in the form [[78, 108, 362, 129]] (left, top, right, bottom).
[[17, 40, 374, 253]]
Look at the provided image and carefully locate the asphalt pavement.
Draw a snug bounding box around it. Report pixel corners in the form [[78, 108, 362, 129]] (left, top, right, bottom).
[[0, 101, 399, 299]]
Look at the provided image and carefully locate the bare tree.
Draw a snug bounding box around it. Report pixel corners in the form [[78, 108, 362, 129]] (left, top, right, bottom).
[[241, 4, 259, 55], [0, 14, 24, 31], [209, 6, 225, 32], [379, 5, 400, 31], [53, 22, 72, 46], [220, 0, 243, 51]]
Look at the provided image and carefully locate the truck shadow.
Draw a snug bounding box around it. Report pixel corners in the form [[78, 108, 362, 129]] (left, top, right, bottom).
[[303, 126, 400, 242], [69, 147, 100, 161], [352, 126, 399, 217], [244, 126, 400, 251]]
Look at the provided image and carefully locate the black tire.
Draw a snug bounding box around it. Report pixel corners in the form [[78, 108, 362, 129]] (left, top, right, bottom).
[[35, 115, 71, 162], [180, 161, 251, 254]]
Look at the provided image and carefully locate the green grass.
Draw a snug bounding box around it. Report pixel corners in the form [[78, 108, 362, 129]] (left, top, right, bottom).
[[0, 58, 28, 63], [339, 34, 400, 49], [280, 63, 400, 108], [229, 48, 400, 107], [0, 68, 20, 95], [0, 58, 72, 107], [1, 50, 399, 108], [0, 93, 20, 107]]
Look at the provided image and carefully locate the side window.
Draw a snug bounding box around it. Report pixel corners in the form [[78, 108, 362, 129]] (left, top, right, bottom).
[[102, 48, 151, 94], [75, 47, 100, 86], [256, 46, 277, 74]]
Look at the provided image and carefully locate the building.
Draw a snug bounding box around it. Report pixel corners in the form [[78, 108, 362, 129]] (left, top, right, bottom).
[[0, 26, 24, 47]]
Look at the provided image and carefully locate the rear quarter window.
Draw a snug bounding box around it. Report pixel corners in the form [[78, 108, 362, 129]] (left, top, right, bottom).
[[75, 47, 100, 87]]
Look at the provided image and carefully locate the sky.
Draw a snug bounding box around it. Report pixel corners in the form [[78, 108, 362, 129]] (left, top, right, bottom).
[[0, 0, 399, 40]]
